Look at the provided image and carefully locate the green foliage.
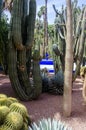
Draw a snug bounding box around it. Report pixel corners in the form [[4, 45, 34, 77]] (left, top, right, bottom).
[[29, 118, 71, 130]]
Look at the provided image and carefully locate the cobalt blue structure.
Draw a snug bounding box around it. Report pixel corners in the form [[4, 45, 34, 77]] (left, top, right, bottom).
[[40, 59, 55, 75]]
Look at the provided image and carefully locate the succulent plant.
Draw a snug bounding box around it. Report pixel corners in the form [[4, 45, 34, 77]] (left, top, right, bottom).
[[0, 94, 7, 99], [4, 112, 23, 130], [0, 94, 31, 130], [0, 106, 10, 124], [9, 102, 28, 118], [0, 98, 10, 106], [7, 97, 18, 103], [0, 125, 13, 130], [29, 118, 72, 130], [48, 70, 64, 95]]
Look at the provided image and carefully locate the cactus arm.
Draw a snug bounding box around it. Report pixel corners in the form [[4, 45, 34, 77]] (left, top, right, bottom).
[[0, 0, 3, 19], [17, 49, 34, 99], [26, 0, 36, 49], [75, 8, 84, 38], [8, 39, 29, 101], [58, 28, 65, 39], [32, 50, 42, 98], [73, 7, 86, 81], [12, 0, 25, 50], [73, 8, 84, 57]]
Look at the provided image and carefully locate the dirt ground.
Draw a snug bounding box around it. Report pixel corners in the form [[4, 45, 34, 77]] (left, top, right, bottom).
[[0, 73, 86, 130]]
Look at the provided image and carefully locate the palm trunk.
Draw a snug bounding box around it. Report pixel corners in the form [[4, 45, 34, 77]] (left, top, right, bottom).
[[63, 0, 73, 116]]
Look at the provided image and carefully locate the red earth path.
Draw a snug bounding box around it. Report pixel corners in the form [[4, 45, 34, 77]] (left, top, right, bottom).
[[0, 73, 86, 130]]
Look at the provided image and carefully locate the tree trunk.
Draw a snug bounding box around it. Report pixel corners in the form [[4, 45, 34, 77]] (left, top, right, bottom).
[[63, 0, 73, 116]]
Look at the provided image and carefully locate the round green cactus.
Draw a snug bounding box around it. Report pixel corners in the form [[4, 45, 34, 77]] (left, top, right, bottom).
[[4, 112, 23, 130], [0, 106, 10, 124], [9, 102, 28, 118], [0, 125, 12, 130], [0, 94, 7, 99]]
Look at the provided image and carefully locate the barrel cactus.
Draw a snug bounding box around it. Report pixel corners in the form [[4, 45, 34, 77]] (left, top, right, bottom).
[[4, 112, 23, 130], [9, 102, 28, 118], [0, 94, 31, 130], [0, 106, 10, 124], [29, 118, 72, 130]]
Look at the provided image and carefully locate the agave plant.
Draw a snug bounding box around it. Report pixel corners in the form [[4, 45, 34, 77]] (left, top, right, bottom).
[[29, 118, 72, 130]]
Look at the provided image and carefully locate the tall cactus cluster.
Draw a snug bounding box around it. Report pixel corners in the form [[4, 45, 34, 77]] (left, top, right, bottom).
[[8, 0, 42, 101], [53, 0, 86, 80]]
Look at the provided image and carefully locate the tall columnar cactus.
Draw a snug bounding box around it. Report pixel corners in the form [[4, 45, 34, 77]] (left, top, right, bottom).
[[53, 1, 86, 81], [8, 0, 42, 101], [0, 0, 3, 19]]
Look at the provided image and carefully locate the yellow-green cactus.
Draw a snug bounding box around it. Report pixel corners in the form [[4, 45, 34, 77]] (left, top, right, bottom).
[[0, 106, 10, 124], [9, 102, 28, 118], [7, 97, 19, 104], [0, 94, 31, 130], [0, 94, 7, 99], [4, 112, 23, 130], [0, 125, 13, 130], [0, 98, 10, 106]]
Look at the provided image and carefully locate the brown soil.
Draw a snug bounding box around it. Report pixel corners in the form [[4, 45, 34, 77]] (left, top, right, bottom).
[[0, 73, 86, 130]]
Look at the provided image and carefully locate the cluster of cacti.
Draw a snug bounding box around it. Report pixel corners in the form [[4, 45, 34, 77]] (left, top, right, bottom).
[[48, 70, 64, 95], [29, 118, 72, 130], [0, 94, 31, 130], [41, 70, 64, 95], [53, 1, 86, 80], [8, 0, 42, 101]]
